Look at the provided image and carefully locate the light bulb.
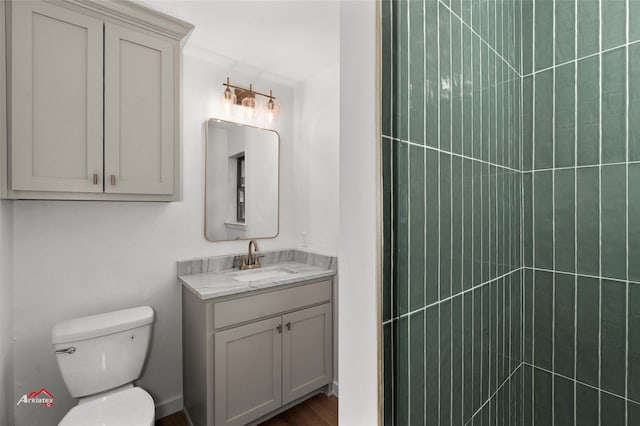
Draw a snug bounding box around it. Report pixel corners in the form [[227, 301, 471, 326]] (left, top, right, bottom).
[[242, 95, 257, 120], [220, 87, 236, 114], [265, 95, 280, 123]]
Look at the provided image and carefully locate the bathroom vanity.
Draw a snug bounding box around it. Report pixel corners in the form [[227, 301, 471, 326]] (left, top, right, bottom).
[[178, 251, 337, 426]]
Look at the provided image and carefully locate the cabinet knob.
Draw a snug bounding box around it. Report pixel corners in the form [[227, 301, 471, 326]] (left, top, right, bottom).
[[110, 175, 116, 186], [286, 322, 291, 331], [276, 324, 282, 334], [92, 173, 99, 185]]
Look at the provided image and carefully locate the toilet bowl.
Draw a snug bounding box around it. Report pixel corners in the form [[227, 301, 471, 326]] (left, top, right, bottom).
[[51, 306, 156, 426]]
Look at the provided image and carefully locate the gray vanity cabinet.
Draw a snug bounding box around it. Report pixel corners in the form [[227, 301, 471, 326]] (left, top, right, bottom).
[[183, 278, 334, 426]]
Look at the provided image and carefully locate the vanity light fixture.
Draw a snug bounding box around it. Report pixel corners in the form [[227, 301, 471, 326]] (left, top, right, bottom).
[[221, 77, 280, 123]]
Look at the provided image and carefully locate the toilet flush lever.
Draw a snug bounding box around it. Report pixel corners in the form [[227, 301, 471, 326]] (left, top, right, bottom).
[[56, 347, 76, 355]]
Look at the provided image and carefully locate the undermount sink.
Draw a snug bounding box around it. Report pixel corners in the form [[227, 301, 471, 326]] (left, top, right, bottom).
[[229, 266, 298, 282]]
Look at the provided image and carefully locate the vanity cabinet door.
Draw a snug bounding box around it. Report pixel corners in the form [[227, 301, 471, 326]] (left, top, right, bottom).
[[10, 0, 104, 192], [282, 303, 333, 405], [104, 23, 175, 195], [214, 317, 282, 426]]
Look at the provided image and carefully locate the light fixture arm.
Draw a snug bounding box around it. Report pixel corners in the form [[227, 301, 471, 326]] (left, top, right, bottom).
[[222, 77, 276, 101]]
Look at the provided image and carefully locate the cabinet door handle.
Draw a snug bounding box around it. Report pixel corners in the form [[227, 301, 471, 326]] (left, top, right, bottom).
[[276, 324, 282, 334], [110, 175, 116, 186], [92, 173, 98, 185], [286, 322, 291, 331]]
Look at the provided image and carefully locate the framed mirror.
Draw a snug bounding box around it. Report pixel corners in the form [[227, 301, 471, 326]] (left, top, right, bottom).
[[205, 118, 279, 242]]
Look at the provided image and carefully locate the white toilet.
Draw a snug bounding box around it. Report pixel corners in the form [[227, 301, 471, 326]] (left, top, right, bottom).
[[51, 306, 156, 426]]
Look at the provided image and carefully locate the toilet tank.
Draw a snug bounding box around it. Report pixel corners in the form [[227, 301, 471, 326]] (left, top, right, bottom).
[[51, 306, 154, 398]]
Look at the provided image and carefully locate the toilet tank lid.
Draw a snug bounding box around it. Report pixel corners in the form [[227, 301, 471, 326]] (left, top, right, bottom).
[[52, 306, 154, 345]]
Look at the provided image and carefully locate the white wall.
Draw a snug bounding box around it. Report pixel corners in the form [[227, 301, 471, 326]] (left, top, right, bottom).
[[294, 63, 340, 255], [10, 52, 296, 426], [0, 200, 14, 426], [338, 1, 379, 425]]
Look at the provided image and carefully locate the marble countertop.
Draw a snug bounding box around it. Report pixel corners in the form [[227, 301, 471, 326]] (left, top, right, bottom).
[[179, 261, 336, 301]]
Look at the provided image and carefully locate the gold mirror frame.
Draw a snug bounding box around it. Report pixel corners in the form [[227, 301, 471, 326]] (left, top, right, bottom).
[[204, 117, 281, 242]]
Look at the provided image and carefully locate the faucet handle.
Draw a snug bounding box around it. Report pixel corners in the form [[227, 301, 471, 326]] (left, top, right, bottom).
[[233, 256, 245, 269]]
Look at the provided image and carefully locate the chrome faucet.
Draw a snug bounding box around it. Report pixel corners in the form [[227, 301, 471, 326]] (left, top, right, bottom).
[[233, 239, 264, 270]]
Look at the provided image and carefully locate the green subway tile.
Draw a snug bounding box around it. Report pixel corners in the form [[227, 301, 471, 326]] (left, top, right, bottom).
[[463, 159, 473, 290], [488, 52, 496, 165], [440, 153, 452, 298], [381, 0, 392, 137], [534, 271, 553, 370], [577, 56, 600, 166], [394, 142, 409, 315], [452, 157, 463, 295], [554, 376, 575, 425], [383, 322, 393, 425], [496, 61, 504, 166], [576, 276, 600, 387], [489, 167, 496, 280], [463, 291, 474, 422], [472, 0, 481, 34], [601, 279, 626, 396], [395, 317, 409, 424], [490, 281, 498, 394], [601, 394, 625, 426], [426, 149, 440, 304], [382, 140, 392, 322], [577, 0, 599, 57], [534, 171, 553, 270], [523, 76, 533, 171], [631, 402, 640, 426], [462, 0, 472, 26], [409, 146, 426, 311], [630, 44, 640, 161], [576, 167, 600, 276], [426, 304, 439, 423], [534, 0, 553, 71], [409, 312, 426, 425], [524, 173, 533, 267], [554, 169, 576, 273], [515, 0, 522, 74], [463, 27, 473, 157], [440, 4, 451, 152], [443, 0, 450, 9], [480, 0, 488, 42], [601, 164, 627, 280], [393, 0, 408, 140], [482, 163, 490, 283], [473, 162, 482, 286], [440, 300, 452, 426], [452, 0, 462, 15], [602, 0, 626, 50], [511, 273, 522, 368], [633, 0, 640, 42], [554, 273, 576, 378], [629, 282, 640, 402], [533, 368, 552, 426], [524, 364, 533, 426], [481, 284, 490, 402], [631, 164, 640, 282], [452, 296, 463, 426], [452, 16, 463, 155], [602, 48, 627, 164], [482, 44, 489, 162], [488, 0, 495, 50], [473, 285, 481, 413], [473, 35, 481, 159], [409, 0, 425, 144], [555, 63, 576, 168], [576, 383, 599, 426], [426, 0, 439, 148], [522, 0, 533, 75], [524, 269, 534, 364], [555, 0, 576, 64]]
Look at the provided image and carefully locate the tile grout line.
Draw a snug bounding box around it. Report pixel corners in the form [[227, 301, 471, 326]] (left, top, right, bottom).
[[437, 3, 441, 423], [551, 0, 557, 420], [521, 159, 640, 173], [421, 0, 427, 423], [449, 6, 454, 423], [625, 0, 630, 424], [598, 0, 603, 419], [573, 0, 578, 417], [406, 0, 411, 422], [522, 266, 640, 287]]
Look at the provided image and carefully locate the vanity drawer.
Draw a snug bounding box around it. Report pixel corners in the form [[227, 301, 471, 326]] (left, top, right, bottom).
[[214, 280, 332, 329]]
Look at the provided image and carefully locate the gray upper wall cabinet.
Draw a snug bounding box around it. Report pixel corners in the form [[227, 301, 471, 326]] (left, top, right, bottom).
[[1, 0, 193, 201]]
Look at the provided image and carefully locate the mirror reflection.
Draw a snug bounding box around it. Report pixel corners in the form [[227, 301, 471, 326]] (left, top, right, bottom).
[[205, 119, 279, 241]]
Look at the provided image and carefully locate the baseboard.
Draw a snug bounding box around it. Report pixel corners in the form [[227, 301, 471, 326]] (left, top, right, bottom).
[[155, 395, 183, 420], [330, 381, 339, 397]]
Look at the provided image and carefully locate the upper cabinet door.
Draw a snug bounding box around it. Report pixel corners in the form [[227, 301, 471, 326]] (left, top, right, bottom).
[[11, 1, 104, 192], [104, 23, 175, 195]]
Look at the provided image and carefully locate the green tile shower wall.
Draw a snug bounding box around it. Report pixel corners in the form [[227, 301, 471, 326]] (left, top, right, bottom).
[[381, 0, 523, 423], [521, 0, 640, 423]]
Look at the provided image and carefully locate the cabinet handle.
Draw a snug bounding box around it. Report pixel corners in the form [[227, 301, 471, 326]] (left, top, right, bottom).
[[110, 175, 116, 186], [286, 322, 291, 331], [92, 173, 98, 185], [276, 324, 282, 334]]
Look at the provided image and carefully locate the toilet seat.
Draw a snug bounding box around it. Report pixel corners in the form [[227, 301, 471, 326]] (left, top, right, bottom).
[[59, 387, 154, 426]]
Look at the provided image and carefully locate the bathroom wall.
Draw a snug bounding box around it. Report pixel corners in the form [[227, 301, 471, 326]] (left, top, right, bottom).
[[522, 0, 640, 423], [0, 199, 14, 426], [10, 52, 297, 425], [381, 0, 524, 423]]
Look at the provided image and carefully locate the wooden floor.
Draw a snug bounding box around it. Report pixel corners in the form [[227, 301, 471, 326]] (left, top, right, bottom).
[[156, 394, 338, 426]]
